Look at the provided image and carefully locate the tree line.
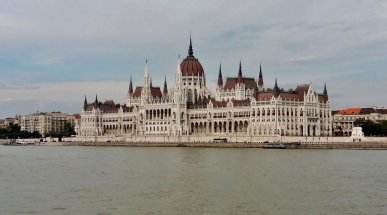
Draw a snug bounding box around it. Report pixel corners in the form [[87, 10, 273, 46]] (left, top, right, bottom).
[[0, 124, 41, 139], [0, 122, 75, 139], [354, 119, 387, 136]]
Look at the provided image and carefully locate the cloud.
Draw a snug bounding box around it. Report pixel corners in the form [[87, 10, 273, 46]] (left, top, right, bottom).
[[24, 53, 65, 65], [1, 0, 387, 117], [0, 80, 130, 118]]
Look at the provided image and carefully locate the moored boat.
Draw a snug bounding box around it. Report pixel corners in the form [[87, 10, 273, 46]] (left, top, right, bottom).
[[262, 143, 286, 149], [3, 139, 31, 146]]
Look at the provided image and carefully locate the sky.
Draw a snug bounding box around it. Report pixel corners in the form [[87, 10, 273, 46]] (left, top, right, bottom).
[[1, 0, 387, 118]]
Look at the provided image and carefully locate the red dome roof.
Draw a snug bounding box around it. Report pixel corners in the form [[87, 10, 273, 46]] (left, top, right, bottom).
[[180, 35, 205, 77], [180, 56, 204, 77]]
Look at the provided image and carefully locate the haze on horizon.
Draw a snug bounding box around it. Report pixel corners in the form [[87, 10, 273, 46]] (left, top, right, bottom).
[[1, 0, 387, 118]]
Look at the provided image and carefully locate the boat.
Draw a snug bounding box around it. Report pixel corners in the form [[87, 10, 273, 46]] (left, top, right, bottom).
[[262, 143, 287, 149], [3, 139, 30, 146], [262, 141, 301, 149], [213, 138, 228, 143]]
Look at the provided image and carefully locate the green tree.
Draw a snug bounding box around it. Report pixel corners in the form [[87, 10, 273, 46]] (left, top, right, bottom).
[[0, 124, 42, 139], [356, 119, 384, 136], [63, 121, 75, 137], [354, 118, 366, 127]]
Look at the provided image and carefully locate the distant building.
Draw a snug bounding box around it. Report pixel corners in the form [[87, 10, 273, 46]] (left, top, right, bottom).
[[332, 108, 387, 136], [0, 117, 19, 129], [20, 112, 78, 137], [79, 36, 332, 140]]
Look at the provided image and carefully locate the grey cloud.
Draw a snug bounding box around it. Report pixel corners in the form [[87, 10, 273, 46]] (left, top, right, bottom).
[[1, 0, 387, 117], [0, 83, 40, 90]]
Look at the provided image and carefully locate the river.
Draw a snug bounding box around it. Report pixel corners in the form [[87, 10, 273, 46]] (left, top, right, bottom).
[[0, 146, 386, 214]]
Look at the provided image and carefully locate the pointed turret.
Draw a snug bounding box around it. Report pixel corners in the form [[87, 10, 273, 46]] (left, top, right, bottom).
[[141, 59, 151, 103], [273, 78, 280, 98], [237, 61, 243, 84], [258, 63, 264, 91], [323, 83, 328, 101], [94, 94, 99, 108], [188, 34, 193, 56], [128, 76, 133, 95], [150, 77, 153, 88], [144, 59, 149, 77], [83, 95, 87, 110], [163, 75, 168, 96], [217, 63, 223, 87], [174, 58, 183, 103], [175, 57, 182, 88]]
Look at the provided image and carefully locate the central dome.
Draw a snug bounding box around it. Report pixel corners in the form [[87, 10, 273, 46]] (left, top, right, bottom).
[[180, 37, 205, 77]]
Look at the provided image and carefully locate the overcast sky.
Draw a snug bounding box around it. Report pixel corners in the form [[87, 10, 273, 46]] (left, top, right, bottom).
[[1, 0, 387, 118]]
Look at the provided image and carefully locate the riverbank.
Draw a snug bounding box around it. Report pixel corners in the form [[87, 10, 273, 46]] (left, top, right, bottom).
[[60, 141, 387, 149], [2, 139, 387, 149]]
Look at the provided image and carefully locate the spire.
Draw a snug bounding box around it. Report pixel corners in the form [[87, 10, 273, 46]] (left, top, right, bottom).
[[141, 60, 150, 104], [258, 63, 264, 90], [175, 57, 182, 86], [144, 59, 148, 77], [323, 83, 328, 101], [150, 77, 153, 88], [142, 59, 150, 97], [83, 95, 87, 110], [217, 63, 223, 87], [128, 76, 133, 95], [323, 83, 328, 95], [259, 63, 263, 77], [94, 94, 99, 107], [237, 61, 243, 84], [188, 34, 193, 56], [273, 78, 280, 98], [163, 75, 168, 95]]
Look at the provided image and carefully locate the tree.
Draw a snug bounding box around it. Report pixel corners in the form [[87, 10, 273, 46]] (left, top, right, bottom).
[[32, 131, 41, 138], [63, 121, 75, 137], [354, 118, 366, 127], [0, 124, 41, 139], [7, 124, 21, 133], [355, 119, 385, 136]]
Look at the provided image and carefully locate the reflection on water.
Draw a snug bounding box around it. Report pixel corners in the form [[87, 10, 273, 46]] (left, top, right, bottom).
[[0, 146, 386, 214]]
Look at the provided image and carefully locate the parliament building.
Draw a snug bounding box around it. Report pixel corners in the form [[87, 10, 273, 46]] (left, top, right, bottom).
[[78, 37, 332, 142]]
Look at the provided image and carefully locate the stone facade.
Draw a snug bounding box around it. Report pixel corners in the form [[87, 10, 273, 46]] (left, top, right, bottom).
[[79, 38, 332, 141]]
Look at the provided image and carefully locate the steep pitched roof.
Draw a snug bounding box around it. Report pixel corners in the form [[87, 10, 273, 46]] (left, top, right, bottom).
[[224, 77, 257, 90], [150, 87, 162, 98], [295, 84, 310, 96], [133, 87, 142, 97], [256, 92, 273, 101], [254, 83, 328, 103], [132, 86, 162, 98]]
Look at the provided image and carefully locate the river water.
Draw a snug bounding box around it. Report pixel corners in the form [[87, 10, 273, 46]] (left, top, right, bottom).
[[0, 146, 386, 215]]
